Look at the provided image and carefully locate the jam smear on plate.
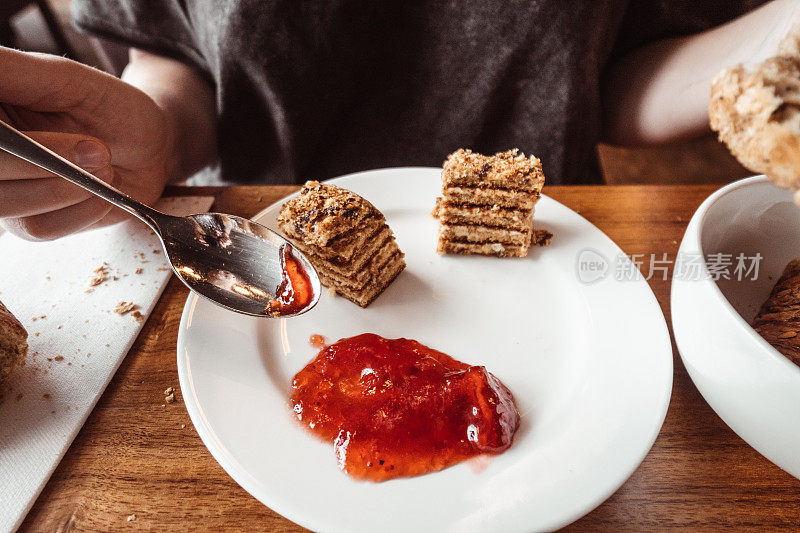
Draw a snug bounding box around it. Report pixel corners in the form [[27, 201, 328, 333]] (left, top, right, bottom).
[[266, 245, 313, 316], [308, 334, 327, 349], [290, 333, 519, 481]]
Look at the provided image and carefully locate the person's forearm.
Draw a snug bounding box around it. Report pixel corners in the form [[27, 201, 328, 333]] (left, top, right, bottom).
[[602, 0, 800, 146], [121, 50, 217, 181]]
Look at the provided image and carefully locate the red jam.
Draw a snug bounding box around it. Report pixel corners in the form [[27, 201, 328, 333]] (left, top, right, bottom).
[[266, 245, 314, 316], [309, 334, 327, 349], [290, 333, 519, 481]]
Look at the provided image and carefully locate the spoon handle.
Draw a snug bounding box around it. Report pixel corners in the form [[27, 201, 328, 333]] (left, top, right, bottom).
[[0, 119, 166, 232]]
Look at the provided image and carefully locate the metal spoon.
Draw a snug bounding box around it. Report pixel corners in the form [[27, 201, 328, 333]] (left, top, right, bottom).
[[0, 119, 320, 317]]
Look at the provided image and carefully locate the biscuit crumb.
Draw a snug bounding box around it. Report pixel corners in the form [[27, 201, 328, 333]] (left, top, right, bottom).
[[114, 302, 137, 315], [54, 355, 63, 362], [165, 393, 175, 404], [131, 311, 144, 322], [135, 268, 143, 275], [42, 393, 50, 399], [126, 514, 136, 522], [164, 387, 174, 395], [89, 262, 110, 287], [532, 229, 553, 247], [181, 424, 186, 429]]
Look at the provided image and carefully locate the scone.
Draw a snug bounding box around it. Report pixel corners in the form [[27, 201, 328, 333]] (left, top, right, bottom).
[[0, 300, 28, 399], [434, 148, 550, 257], [752, 258, 800, 366], [277, 181, 405, 307], [710, 24, 800, 198]]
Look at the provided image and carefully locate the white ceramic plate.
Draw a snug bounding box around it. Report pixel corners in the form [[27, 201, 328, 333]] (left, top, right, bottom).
[[177, 168, 672, 532]]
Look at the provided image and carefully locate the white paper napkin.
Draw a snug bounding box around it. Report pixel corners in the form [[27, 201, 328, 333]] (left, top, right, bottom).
[[0, 196, 215, 533]]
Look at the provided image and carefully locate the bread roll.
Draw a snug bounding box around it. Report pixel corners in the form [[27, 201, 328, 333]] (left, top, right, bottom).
[[710, 24, 800, 199], [0, 300, 28, 399]]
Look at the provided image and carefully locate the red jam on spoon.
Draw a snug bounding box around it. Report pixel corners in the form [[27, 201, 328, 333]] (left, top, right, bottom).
[[265, 245, 314, 316], [290, 333, 519, 481]]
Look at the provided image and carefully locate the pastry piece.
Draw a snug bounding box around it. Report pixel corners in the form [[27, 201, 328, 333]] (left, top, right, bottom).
[[710, 24, 800, 198], [277, 181, 405, 307], [0, 300, 28, 399], [435, 149, 548, 257], [752, 258, 800, 365]]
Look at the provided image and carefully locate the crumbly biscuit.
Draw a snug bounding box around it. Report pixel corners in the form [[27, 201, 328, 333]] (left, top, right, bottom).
[[436, 148, 547, 257], [278, 182, 405, 308]]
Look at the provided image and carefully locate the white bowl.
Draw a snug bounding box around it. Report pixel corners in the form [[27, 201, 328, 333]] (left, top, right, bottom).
[[672, 175, 800, 479]]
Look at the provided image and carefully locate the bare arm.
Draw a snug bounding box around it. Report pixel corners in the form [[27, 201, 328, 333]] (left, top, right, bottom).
[[122, 49, 217, 181], [602, 0, 800, 146]]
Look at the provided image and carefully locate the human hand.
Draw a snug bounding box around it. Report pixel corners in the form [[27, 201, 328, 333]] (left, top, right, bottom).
[[0, 47, 175, 240]]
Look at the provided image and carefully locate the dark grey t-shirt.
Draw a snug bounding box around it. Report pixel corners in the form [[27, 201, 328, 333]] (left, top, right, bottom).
[[72, 0, 763, 185]]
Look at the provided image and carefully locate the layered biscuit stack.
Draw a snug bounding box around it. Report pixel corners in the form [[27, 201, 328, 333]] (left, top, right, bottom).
[[277, 181, 405, 307], [435, 149, 547, 257]]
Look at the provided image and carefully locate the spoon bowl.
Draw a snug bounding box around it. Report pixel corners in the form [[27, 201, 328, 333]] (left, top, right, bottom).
[[162, 212, 320, 316], [0, 119, 320, 317]]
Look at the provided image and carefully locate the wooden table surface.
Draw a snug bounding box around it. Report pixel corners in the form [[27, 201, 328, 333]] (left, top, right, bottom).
[[19, 184, 800, 532]]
